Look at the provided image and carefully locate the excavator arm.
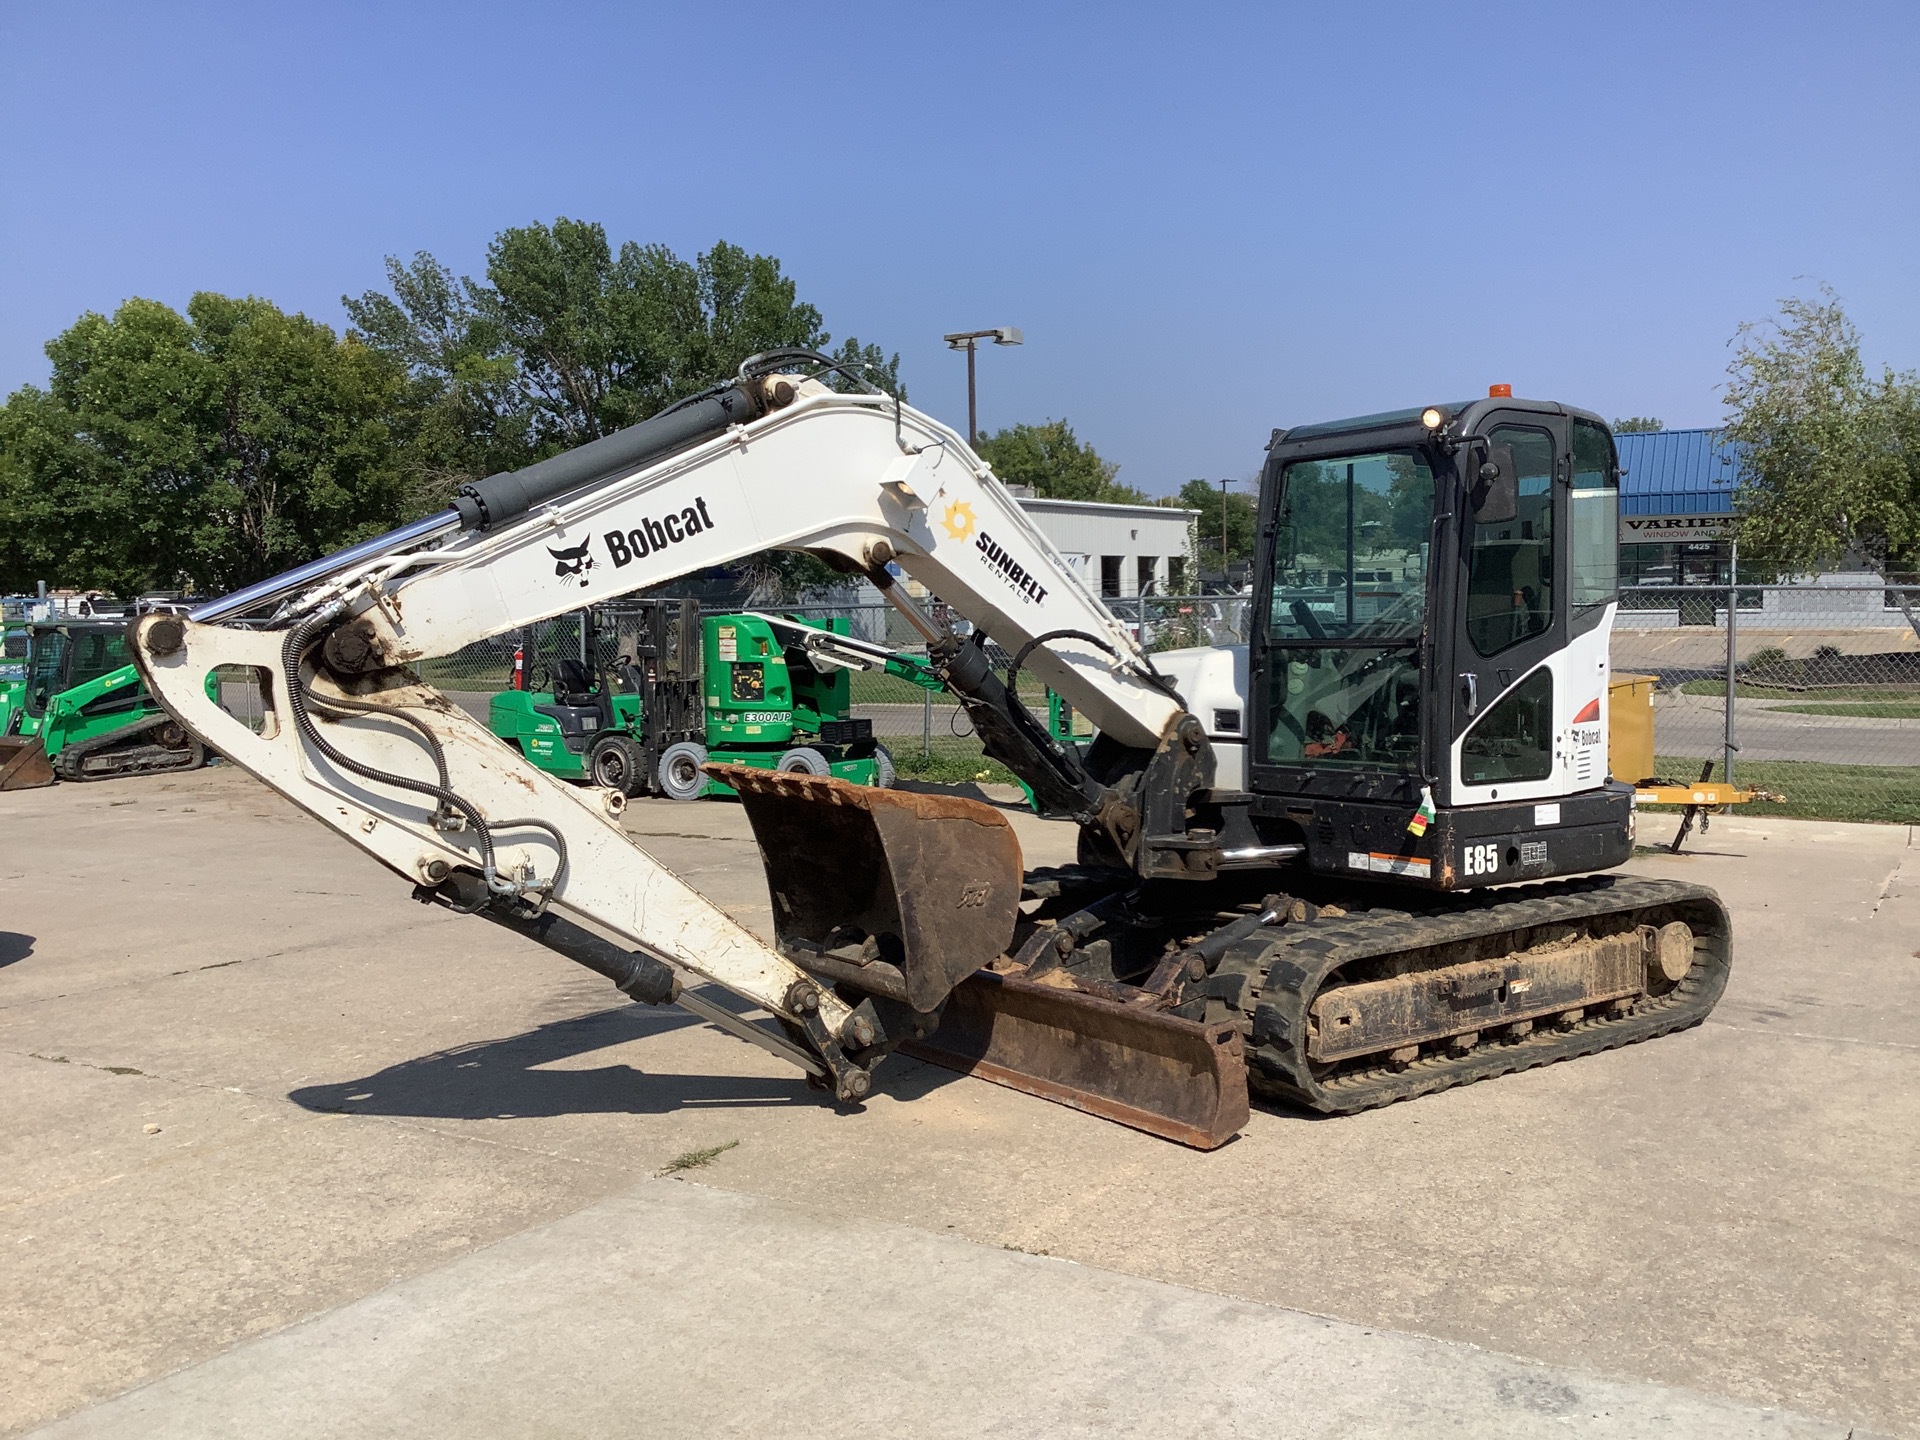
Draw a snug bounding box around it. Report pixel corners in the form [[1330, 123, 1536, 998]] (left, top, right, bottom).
[[129, 363, 1243, 1138]]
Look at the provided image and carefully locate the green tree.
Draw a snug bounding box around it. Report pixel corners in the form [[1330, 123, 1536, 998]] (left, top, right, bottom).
[[1613, 416, 1664, 433], [975, 419, 1144, 504], [346, 221, 903, 470], [0, 294, 410, 595], [1723, 289, 1920, 601], [337, 251, 527, 510], [1174, 478, 1257, 569], [345, 221, 902, 602]]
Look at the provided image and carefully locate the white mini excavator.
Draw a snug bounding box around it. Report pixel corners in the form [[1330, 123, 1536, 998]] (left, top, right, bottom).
[[130, 353, 1729, 1147]]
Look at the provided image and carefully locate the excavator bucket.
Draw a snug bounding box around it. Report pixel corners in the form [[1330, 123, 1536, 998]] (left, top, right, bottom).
[[714, 766, 1024, 1012], [0, 736, 55, 791], [715, 765, 1250, 1148]]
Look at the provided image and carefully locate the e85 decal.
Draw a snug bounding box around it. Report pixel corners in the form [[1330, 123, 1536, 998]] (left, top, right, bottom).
[[1462, 842, 1501, 877]]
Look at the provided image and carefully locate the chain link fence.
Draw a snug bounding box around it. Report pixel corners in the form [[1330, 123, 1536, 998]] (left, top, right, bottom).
[[409, 595, 1252, 782], [778, 595, 1254, 779], [209, 584, 1919, 825], [1615, 581, 1920, 824]]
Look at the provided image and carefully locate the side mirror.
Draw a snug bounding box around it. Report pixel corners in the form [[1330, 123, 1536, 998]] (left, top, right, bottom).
[[1471, 443, 1519, 525]]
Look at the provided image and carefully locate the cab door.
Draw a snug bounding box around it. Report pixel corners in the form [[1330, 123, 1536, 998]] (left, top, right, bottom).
[[1440, 412, 1579, 809]]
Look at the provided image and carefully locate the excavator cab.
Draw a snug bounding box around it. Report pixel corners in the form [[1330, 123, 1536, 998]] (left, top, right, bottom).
[[1237, 397, 1631, 890]]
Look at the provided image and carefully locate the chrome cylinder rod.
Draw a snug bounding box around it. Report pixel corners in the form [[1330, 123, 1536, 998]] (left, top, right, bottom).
[[189, 509, 463, 624]]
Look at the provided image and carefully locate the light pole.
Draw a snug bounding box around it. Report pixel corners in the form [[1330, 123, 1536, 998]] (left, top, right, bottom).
[[942, 327, 1023, 445], [1219, 479, 1231, 578]]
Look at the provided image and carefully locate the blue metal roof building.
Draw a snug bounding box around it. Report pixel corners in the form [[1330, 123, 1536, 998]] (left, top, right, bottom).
[[1614, 428, 1744, 517]]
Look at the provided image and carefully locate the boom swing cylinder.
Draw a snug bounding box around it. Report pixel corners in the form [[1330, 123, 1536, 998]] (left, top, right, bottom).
[[128, 367, 1731, 1147]]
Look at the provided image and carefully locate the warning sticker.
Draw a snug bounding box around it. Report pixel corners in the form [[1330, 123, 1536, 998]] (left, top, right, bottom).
[[1347, 851, 1432, 880]]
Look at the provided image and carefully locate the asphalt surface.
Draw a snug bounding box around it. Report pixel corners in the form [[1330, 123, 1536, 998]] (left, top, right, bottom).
[[1651, 690, 1920, 766], [3, 768, 1914, 1436]]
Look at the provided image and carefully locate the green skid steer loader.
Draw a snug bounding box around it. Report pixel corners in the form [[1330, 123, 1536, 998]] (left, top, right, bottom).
[[0, 620, 210, 790]]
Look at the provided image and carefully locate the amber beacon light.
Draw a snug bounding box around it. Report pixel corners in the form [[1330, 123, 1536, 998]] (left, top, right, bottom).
[[1488, 383, 1513, 398]]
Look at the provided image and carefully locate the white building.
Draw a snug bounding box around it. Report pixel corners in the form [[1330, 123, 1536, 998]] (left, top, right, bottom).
[[1013, 495, 1199, 598]]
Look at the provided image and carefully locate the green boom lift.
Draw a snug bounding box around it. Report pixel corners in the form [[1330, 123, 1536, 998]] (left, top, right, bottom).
[[488, 605, 926, 801], [0, 620, 209, 790]]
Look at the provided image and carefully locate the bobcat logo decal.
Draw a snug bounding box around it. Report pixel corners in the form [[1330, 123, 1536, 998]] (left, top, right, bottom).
[[548, 540, 595, 587]]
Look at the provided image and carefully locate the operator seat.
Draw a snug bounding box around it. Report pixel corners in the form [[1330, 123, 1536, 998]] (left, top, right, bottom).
[[536, 658, 605, 754], [550, 658, 594, 705]]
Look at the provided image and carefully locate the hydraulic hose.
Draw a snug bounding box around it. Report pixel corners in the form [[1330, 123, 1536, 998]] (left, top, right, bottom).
[[279, 614, 568, 903]]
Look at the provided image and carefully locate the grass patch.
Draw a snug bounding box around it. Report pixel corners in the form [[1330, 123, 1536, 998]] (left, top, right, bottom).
[[417, 655, 510, 690], [1643, 755, 1920, 825], [1680, 680, 1920, 700], [889, 748, 1022, 787], [658, 1139, 739, 1175], [848, 671, 941, 705], [848, 671, 1045, 706], [1764, 701, 1920, 719]]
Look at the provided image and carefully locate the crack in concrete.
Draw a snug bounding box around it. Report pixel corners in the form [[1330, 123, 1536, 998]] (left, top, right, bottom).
[[1704, 1019, 1919, 1053], [25, 1052, 146, 1077], [1869, 860, 1902, 919], [7, 1040, 639, 1177], [0, 918, 446, 1014]]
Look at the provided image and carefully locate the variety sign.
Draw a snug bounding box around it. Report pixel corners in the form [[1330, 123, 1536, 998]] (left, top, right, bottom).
[[1618, 514, 1734, 544]]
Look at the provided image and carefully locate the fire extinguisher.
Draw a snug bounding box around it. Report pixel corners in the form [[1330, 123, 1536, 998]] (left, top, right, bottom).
[[511, 645, 526, 691]]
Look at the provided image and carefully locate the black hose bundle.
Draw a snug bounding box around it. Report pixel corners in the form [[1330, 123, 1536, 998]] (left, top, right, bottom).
[[280, 614, 567, 910]]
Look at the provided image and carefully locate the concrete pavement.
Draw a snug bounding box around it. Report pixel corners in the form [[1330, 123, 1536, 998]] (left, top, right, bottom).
[[21, 1178, 1876, 1440], [2, 767, 1915, 1436]]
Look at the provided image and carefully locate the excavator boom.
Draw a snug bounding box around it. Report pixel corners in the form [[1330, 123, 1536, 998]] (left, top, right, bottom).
[[130, 363, 1242, 1142]]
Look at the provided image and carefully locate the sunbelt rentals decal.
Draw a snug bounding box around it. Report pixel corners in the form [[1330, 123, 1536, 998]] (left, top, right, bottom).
[[940, 499, 1048, 605]]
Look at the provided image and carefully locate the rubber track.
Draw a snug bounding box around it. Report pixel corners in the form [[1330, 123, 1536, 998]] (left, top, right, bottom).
[[1241, 874, 1732, 1114], [53, 714, 206, 782]]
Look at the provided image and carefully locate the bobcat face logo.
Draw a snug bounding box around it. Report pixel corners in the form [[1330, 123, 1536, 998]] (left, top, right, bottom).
[[548, 540, 595, 587]]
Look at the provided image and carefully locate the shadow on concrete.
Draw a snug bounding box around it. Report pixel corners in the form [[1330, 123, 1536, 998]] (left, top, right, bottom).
[[0, 931, 35, 968], [290, 1003, 816, 1120]]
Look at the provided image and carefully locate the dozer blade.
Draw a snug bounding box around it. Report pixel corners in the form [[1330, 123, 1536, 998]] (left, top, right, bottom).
[[714, 765, 1023, 1011], [0, 736, 55, 791], [715, 764, 1249, 1148], [905, 974, 1249, 1150]]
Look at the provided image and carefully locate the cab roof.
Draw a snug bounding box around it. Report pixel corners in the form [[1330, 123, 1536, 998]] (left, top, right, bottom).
[[1271, 397, 1609, 453]]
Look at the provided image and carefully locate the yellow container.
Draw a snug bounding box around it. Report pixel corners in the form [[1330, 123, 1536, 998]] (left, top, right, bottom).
[[1608, 673, 1658, 786]]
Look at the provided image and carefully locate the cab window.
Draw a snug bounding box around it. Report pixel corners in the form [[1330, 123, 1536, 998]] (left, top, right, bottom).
[[1570, 419, 1619, 608], [26, 633, 68, 716], [1461, 667, 1553, 784], [1466, 426, 1555, 655], [69, 630, 132, 688], [1262, 449, 1433, 772]]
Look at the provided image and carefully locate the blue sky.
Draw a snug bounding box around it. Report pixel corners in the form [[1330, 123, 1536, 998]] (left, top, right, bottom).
[[3, 2, 1916, 495]]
